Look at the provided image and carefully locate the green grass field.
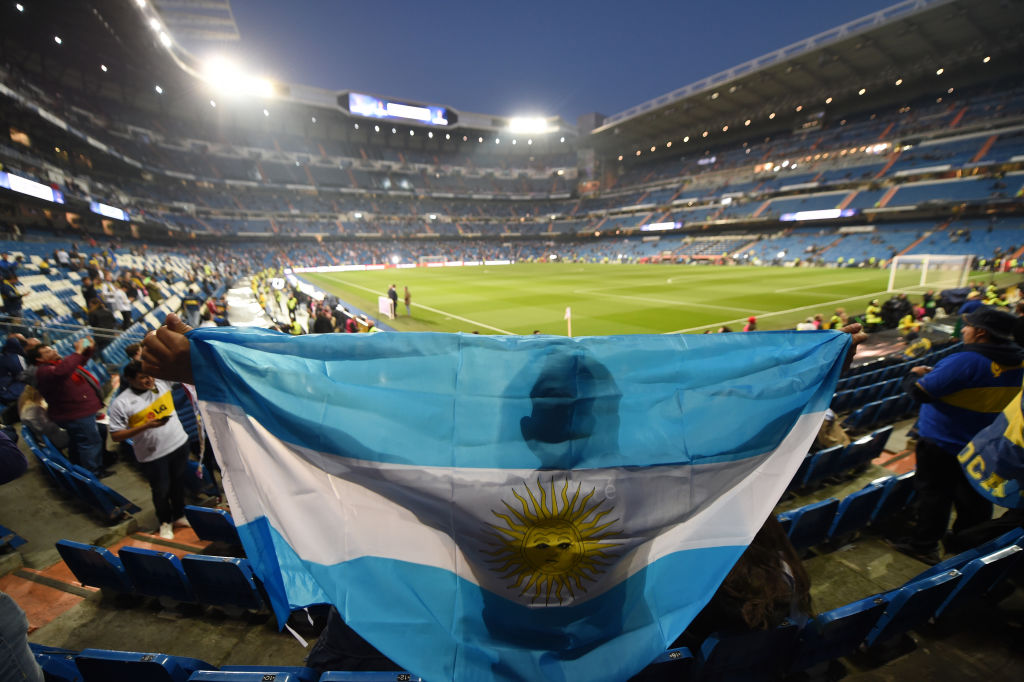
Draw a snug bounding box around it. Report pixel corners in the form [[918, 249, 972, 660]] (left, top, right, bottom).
[[301, 264, 1015, 336]]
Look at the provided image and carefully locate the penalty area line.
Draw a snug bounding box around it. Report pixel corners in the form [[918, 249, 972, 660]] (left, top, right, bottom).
[[334, 278, 516, 335]]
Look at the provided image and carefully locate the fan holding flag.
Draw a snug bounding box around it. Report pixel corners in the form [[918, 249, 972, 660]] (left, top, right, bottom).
[[142, 313, 862, 681]]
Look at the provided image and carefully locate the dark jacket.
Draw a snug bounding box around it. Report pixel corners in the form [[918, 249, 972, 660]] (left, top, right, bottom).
[[0, 337, 27, 403]]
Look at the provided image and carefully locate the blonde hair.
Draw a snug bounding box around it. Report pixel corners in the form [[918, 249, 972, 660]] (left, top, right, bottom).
[[17, 385, 46, 415]]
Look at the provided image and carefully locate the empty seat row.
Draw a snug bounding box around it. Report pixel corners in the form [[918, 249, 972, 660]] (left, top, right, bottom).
[[56, 540, 264, 613], [778, 470, 916, 552], [788, 426, 893, 492], [831, 377, 901, 413], [33, 529, 1024, 682], [843, 394, 916, 431], [836, 342, 961, 390], [21, 426, 140, 522]]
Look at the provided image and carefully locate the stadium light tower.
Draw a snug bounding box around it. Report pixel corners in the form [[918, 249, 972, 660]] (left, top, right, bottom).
[[202, 57, 275, 98], [508, 117, 551, 134]]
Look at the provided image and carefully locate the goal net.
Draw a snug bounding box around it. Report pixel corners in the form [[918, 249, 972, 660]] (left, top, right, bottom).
[[887, 254, 972, 292]]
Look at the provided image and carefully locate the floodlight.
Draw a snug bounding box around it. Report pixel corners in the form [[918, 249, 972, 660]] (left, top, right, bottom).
[[100, 64, 108, 72], [895, 78, 903, 85], [54, 36, 62, 44], [16, 3, 24, 11], [559, 137, 565, 143], [527, 139, 532, 145], [353, 212, 363, 218], [251, 78, 274, 97], [508, 117, 550, 134], [135, 0, 146, 6], [312, 117, 317, 123], [154, 85, 163, 94], [935, 67, 944, 75], [983, 56, 990, 63], [769, 112, 776, 119], [148, 17, 160, 30], [391, 255, 401, 264], [858, 88, 866, 95], [158, 31, 171, 47], [263, 108, 269, 117], [209, 99, 216, 108]]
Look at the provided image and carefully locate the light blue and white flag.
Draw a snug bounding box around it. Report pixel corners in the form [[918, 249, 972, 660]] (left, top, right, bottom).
[[189, 328, 850, 682]]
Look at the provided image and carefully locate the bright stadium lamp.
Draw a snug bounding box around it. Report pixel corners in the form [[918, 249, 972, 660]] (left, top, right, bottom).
[[158, 31, 172, 48], [508, 117, 551, 134]]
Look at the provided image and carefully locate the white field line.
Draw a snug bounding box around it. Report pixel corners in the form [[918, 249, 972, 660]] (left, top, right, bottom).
[[334, 278, 516, 335], [573, 286, 769, 315], [664, 289, 904, 334], [773, 278, 864, 293]]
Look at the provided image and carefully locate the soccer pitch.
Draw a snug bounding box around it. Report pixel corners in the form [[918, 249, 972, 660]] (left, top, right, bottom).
[[301, 264, 1011, 336]]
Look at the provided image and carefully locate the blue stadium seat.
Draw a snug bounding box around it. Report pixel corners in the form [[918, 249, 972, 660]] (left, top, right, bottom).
[[933, 545, 1023, 620], [695, 622, 800, 681], [0, 522, 26, 549], [181, 555, 265, 612], [318, 674, 424, 681], [827, 483, 886, 542], [919, 528, 1024, 580], [838, 425, 892, 473], [56, 540, 133, 593], [788, 594, 888, 673], [778, 498, 839, 552], [190, 666, 316, 681], [863, 570, 962, 648], [29, 643, 83, 682], [184, 506, 241, 546], [870, 471, 916, 523], [843, 400, 882, 431], [785, 454, 814, 493], [75, 649, 215, 682], [118, 547, 196, 603], [801, 446, 844, 488]]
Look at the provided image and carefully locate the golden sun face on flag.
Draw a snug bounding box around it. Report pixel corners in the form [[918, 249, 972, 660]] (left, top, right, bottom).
[[483, 479, 620, 605]]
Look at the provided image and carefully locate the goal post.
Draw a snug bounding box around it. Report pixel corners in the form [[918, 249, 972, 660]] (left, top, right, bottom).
[[887, 254, 973, 292]]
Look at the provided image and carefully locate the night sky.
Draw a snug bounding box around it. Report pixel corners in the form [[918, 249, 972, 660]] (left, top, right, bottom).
[[191, 0, 899, 122]]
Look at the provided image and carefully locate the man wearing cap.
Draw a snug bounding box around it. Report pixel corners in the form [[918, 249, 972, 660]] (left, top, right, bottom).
[[892, 307, 1024, 563]]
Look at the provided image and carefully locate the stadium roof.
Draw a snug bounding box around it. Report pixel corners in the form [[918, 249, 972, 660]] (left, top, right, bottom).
[[589, 0, 1024, 155]]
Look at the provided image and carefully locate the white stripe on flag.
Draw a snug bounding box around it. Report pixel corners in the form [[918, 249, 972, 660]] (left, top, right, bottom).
[[202, 400, 823, 607]]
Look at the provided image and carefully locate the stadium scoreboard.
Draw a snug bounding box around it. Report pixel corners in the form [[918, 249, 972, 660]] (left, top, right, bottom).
[[344, 92, 455, 127]]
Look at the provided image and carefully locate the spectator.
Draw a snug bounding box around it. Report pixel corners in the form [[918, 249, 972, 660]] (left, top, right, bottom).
[[864, 299, 882, 331], [672, 516, 812, 649], [312, 307, 335, 333], [0, 273, 24, 330], [180, 286, 204, 328], [18, 385, 69, 450], [80, 276, 97, 305], [86, 298, 117, 350], [743, 316, 757, 332], [27, 338, 111, 478], [108, 361, 192, 540], [892, 307, 1024, 563], [403, 286, 411, 316], [0, 252, 14, 281], [0, 333, 37, 423], [111, 283, 133, 330]]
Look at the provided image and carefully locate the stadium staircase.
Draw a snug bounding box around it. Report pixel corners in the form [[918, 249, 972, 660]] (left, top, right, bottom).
[[874, 151, 902, 179], [751, 199, 773, 218], [876, 186, 900, 208], [970, 135, 999, 163], [836, 190, 859, 210], [950, 105, 968, 128], [878, 121, 895, 140]]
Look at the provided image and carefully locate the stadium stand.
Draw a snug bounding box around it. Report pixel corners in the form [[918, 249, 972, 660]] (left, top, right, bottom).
[[1, 0, 1022, 680]]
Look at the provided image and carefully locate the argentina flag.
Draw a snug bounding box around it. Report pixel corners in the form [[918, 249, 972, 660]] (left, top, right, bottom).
[[188, 327, 850, 681]]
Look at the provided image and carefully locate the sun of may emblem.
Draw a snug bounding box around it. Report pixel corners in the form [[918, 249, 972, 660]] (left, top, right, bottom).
[[482, 478, 620, 605]]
